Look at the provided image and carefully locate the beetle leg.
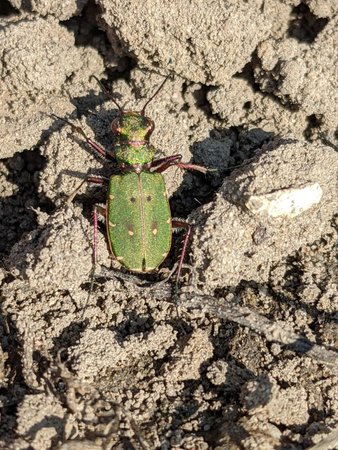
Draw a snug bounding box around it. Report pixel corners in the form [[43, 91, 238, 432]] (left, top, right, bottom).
[[171, 220, 192, 289], [150, 154, 182, 171], [175, 162, 208, 174], [151, 154, 208, 174], [66, 175, 109, 204], [81, 203, 106, 319], [50, 114, 115, 160]]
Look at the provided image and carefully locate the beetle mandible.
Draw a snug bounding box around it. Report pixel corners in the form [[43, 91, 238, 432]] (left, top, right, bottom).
[[53, 77, 208, 288]]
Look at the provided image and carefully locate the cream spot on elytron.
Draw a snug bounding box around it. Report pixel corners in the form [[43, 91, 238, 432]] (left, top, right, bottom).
[[109, 194, 114, 200], [109, 221, 116, 227], [152, 228, 158, 235], [116, 256, 123, 261], [128, 230, 134, 236]]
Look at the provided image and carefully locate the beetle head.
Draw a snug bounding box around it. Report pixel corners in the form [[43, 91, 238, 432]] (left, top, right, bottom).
[[111, 76, 169, 142], [111, 112, 154, 142]]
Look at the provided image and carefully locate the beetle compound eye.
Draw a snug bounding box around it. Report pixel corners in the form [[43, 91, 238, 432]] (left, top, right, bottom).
[[111, 118, 122, 134], [147, 120, 155, 132]]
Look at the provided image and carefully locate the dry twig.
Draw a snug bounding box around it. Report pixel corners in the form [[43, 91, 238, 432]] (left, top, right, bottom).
[[180, 293, 338, 375]]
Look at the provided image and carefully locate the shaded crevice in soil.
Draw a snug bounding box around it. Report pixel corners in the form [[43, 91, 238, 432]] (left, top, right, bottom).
[[0, 149, 52, 256], [304, 113, 323, 140], [288, 3, 329, 43], [0, 0, 17, 16], [234, 57, 261, 93], [0, 313, 30, 447]]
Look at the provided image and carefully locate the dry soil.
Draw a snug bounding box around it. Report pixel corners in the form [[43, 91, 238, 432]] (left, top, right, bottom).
[[0, 1, 338, 449]]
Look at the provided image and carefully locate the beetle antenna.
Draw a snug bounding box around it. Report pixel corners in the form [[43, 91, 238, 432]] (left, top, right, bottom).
[[141, 75, 170, 115], [91, 75, 123, 114]]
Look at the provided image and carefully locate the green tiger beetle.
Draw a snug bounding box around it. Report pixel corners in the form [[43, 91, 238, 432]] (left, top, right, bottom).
[[53, 77, 208, 290]]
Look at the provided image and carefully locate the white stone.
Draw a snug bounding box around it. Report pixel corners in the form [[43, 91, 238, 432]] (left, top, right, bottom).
[[245, 183, 323, 218]]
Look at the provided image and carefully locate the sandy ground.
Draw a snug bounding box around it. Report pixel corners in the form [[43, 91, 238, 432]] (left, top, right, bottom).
[[0, 1, 338, 449]]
